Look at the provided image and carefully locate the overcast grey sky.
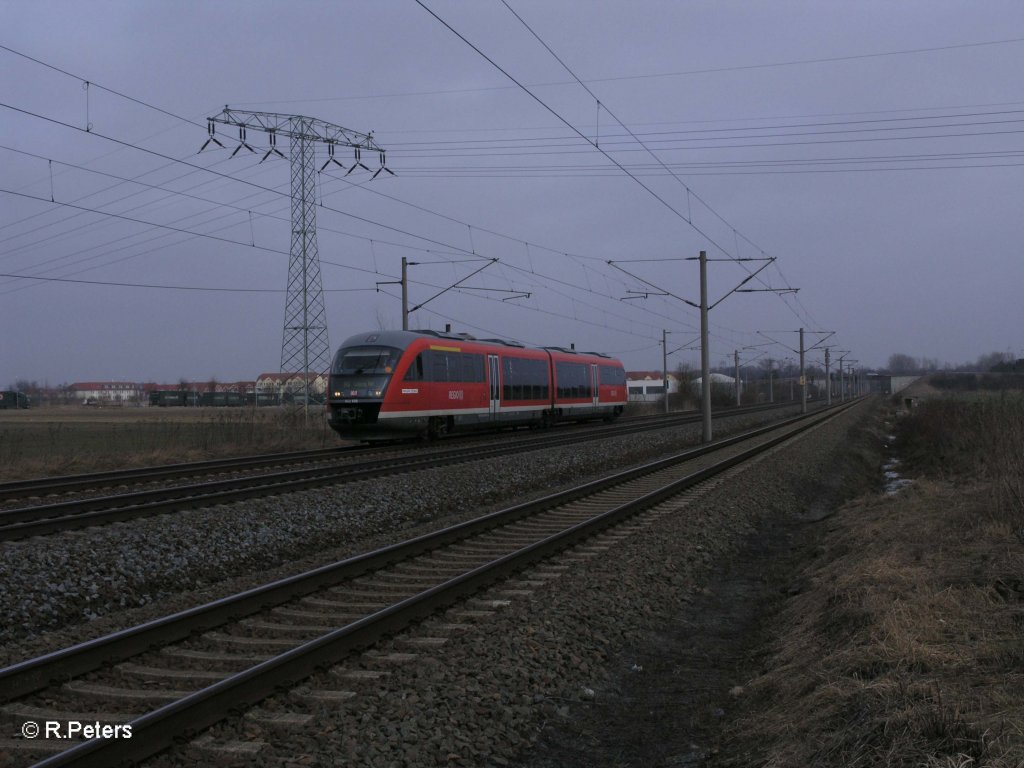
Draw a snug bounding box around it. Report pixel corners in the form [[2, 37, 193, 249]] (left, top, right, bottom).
[[3, 0, 1023, 384]]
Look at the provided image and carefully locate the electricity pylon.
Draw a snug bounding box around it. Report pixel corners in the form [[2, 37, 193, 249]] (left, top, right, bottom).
[[203, 108, 389, 415]]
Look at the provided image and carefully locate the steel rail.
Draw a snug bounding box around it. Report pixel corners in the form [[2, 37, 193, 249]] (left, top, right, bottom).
[[0, 446, 361, 502], [1, 401, 855, 703], [17, 398, 861, 768], [0, 401, 793, 503], [0, 402, 805, 541]]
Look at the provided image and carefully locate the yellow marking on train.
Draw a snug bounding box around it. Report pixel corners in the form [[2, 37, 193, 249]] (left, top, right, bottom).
[[429, 345, 462, 352]]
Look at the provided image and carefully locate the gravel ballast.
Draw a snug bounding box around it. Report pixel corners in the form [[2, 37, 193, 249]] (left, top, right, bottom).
[[140, 398, 882, 767], [0, 406, 804, 663]]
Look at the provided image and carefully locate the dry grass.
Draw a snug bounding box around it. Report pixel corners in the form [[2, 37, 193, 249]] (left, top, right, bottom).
[[0, 405, 341, 480], [899, 395, 1024, 533], [715, 396, 1024, 767]]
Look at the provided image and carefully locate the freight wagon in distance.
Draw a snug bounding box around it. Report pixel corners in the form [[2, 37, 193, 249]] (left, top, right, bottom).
[[0, 391, 30, 409]]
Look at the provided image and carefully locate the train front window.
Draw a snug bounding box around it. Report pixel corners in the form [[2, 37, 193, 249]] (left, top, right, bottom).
[[331, 346, 401, 396], [333, 346, 400, 375]]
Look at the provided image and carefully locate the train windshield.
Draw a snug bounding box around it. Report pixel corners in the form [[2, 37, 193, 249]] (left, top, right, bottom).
[[331, 345, 401, 394]]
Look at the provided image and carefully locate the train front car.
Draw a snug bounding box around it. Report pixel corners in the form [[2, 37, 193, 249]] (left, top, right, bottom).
[[327, 330, 628, 441], [326, 331, 410, 440]]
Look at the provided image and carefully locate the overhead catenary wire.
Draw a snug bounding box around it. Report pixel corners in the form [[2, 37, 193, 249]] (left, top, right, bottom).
[[0, 89, 718, 346], [0, 41, 814, 357], [0, 272, 377, 293], [2, 183, 713, 346], [0, 137, 673, 336], [414, 0, 747, 260], [2, 136, 712, 348], [492, 1, 818, 334]]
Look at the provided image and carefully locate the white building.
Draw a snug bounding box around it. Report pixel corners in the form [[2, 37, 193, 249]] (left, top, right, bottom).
[[690, 373, 740, 393], [626, 371, 680, 402], [69, 381, 144, 404]]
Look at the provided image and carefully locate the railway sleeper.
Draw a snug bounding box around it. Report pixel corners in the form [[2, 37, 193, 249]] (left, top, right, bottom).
[[202, 632, 298, 650], [160, 647, 267, 666], [63, 680, 187, 704], [243, 710, 314, 730], [115, 663, 227, 683], [188, 734, 266, 760], [239, 619, 340, 634], [292, 689, 358, 705], [271, 606, 367, 622]]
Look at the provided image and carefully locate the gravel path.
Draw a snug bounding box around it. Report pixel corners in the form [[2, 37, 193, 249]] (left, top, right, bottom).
[[0, 406, 803, 664]]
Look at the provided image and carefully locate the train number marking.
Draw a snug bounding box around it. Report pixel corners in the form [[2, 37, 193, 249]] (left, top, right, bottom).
[[448, 390, 464, 400]]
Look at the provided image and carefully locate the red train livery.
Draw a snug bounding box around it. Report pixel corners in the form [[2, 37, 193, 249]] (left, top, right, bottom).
[[326, 329, 627, 440]]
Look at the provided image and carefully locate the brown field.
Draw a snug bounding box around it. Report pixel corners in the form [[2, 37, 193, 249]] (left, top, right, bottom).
[[0, 405, 341, 480], [715, 387, 1024, 767], [0, 400, 701, 481]]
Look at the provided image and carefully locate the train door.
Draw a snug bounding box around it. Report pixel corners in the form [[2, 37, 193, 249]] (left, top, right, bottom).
[[488, 354, 500, 418], [591, 364, 600, 408]]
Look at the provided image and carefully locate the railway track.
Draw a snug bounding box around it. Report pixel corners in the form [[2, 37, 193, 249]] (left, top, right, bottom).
[[0, 400, 857, 767], [0, 402, 802, 541], [0, 402, 796, 504], [0, 446, 360, 504]]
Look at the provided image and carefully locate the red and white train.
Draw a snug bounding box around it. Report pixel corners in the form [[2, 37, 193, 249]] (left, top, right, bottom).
[[326, 329, 627, 440]]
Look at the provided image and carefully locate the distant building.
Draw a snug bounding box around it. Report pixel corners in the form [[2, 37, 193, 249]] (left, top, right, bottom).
[[626, 371, 680, 402], [256, 372, 327, 403], [68, 381, 144, 404], [690, 373, 739, 391], [864, 373, 918, 395]]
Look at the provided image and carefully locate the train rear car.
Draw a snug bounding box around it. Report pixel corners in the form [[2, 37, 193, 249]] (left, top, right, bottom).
[[547, 347, 627, 422]]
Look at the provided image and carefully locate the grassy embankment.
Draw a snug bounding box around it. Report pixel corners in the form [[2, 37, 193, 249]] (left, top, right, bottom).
[[0, 406, 338, 480], [718, 392, 1024, 767]]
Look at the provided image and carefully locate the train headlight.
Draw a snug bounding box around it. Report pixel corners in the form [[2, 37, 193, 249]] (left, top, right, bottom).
[[374, 390, 383, 397]]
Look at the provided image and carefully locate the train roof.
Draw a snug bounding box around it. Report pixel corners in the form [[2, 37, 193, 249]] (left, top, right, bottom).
[[338, 329, 527, 351], [337, 330, 618, 362]]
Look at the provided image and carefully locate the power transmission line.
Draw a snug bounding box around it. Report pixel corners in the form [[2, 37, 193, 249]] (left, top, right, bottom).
[[0, 42, 800, 358], [222, 35, 1024, 106]]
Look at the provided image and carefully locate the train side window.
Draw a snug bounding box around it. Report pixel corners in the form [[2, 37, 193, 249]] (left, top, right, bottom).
[[556, 361, 590, 398], [462, 353, 485, 383], [432, 352, 450, 382], [600, 364, 626, 386], [500, 356, 550, 400], [529, 358, 549, 400], [502, 358, 513, 400], [403, 352, 426, 382]]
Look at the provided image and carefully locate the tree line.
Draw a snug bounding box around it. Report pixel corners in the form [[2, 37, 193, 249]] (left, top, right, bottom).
[[885, 351, 1022, 375]]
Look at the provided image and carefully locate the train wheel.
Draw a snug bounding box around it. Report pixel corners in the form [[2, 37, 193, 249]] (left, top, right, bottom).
[[603, 406, 623, 423], [427, 416, 448, 440]]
